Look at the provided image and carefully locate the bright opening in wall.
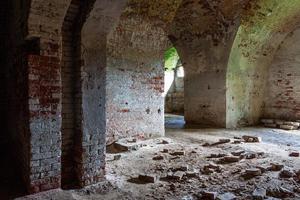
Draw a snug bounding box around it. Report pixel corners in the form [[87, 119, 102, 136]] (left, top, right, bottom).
[[164, 47, 185, 128], [163, 47, 179, 97], [177, 66, 184, 77]]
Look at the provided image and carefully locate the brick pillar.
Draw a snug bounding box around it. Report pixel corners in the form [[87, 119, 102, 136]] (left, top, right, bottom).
[[27, 54, 62, 193]]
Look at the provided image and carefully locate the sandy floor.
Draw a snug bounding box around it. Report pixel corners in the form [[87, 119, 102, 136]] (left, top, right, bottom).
[[17, 115, 300, 200]]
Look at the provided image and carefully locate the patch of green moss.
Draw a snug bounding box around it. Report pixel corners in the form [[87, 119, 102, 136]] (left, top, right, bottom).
[[164, 47, 179, 71]]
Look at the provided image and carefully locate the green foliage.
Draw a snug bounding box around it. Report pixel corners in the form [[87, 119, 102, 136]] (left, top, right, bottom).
[[164, 47, 179, 71]]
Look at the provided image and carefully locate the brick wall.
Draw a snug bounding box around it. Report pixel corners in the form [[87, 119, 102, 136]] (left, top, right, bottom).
[[26, 0, 72, 193], [61, 0, 82, 189], [106, 16, 169, 144], [80, 0, 127, 186], [168, 1, 240, 128], [263, 28, 300, 120]]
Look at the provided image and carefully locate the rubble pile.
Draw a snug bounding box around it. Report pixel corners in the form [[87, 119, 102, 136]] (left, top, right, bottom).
[[261, 119, 300, 130], [106, 135, 300, 200]]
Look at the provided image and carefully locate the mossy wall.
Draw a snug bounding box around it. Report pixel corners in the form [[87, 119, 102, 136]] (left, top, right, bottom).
[[226, 0, 300, 128]]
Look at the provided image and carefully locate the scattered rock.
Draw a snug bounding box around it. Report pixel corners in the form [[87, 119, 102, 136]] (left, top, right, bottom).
[[267, 187, 295, 198], [218, 156, 240, 164], [252, 188, 266, 200], [243, 168, 262, 179], [171, 165, 189, 172], [256, 165, 269, 173], [113, 155, 121, 161], [270, 163, 284, 171], [262, 119, 300, 130], [127, 138, 137, 143], [161, 172, 185, 181], [170, 151, 185, 156], [106, 142, 130, 153], [279, 170, 295, 178], [296, 170, 300, 180], [283, 121, 300, 126], [173, 171, 185, 180], [207, 153, 227, 158], [158, 140, 169, 144], [185, 170, 199, 178], [280, 124, 297, 130], [161, 149, 169, 153], [203, 142, 211, 147], [107, 141, 143, 153], [128, 174, 157, 184], [242, 135, 262, 143], [231, 150, 245, 156], [217, 192, 236, 200], [289, 152, 300, 157], [242, 152, 264, 159], [232, 140, 242, 144], [203, 139, 231, 147], [202, 163, 222, 174], [153, 155, 164, 161], [210, 139, 231, 146], [138, 174, 157, 183], [245, 153, 257, 159], [202, 191, 218, 200]]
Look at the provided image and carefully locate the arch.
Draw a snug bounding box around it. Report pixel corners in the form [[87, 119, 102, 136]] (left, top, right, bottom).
[[263, 26, 300, 120], [226, 0, 300, 128], [62, 0, 128, 189], [104, 0, 182, 144], [61, 0, 89, 189], [168, 0, 248, 127], [80, 0, 127, 186]]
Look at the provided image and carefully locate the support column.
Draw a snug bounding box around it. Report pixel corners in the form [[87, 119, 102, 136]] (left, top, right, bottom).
[[27, 54, 62, 193]]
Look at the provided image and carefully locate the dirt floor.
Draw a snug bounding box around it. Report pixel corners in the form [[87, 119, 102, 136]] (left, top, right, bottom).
[[17, 115, 300, 200]]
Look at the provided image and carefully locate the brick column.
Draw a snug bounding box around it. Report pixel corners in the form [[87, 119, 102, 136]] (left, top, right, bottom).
[[27, 54, 62, 193]]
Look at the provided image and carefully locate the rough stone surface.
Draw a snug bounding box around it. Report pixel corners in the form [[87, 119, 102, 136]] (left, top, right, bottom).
[[252, 188, 267, 200], [3, 0, 300, 198]]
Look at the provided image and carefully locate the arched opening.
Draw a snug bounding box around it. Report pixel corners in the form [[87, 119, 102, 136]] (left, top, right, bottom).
[[164, 47, 185, 129], [62, 0, 129, 189], [226, 0, 300, 128]]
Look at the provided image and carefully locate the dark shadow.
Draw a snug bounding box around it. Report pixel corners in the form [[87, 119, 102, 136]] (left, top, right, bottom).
[[0, 139, 27, 199]]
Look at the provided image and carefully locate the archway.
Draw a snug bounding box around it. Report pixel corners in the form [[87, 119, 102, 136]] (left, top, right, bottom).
[[61, 0, 128, 189], [263, 26, 300, 120], [226, 0, 300, 128], [164, 47, 186, 128]]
